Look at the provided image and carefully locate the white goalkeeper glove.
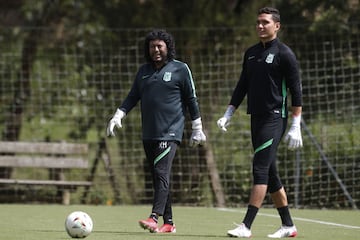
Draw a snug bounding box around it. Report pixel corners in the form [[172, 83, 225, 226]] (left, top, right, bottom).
[[106, 109, 126, 137], [217, 105, 236, 132], [189, 117, 206, 147], [284, 114, 303, 150]]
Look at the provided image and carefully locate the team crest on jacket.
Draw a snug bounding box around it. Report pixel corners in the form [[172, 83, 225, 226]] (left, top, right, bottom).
[[265, 53, 275, 63], [163, 72, 172, 82]]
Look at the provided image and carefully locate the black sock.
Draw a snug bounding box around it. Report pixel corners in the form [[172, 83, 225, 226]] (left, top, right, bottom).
[[277, 206, 294, 226], [164, 217, 173, 225], [242, 205, 259, 229], [149, 213, 158, 223]]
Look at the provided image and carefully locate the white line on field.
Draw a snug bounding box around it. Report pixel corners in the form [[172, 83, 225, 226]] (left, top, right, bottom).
[[217, 208, 360, 230]]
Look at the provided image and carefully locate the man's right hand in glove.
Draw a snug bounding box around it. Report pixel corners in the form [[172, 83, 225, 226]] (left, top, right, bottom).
[[217, 105, 236, 132], [107, 109, 126, 136]]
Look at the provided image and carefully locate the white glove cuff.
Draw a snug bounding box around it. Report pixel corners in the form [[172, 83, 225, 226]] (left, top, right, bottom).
[[114, 109, 126, 119], [192, 117, 203, 130], [224, 105, 236, 119], [291, 114, 301, 126]]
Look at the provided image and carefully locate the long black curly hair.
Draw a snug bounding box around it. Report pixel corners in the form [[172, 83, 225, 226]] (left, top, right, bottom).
[[144, 29, 176, 63]]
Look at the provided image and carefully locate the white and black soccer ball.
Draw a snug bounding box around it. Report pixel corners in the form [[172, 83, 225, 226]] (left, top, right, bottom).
[[65, 211, 93, 238]]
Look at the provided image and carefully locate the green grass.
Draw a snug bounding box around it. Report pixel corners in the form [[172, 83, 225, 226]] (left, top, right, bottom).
[[0, 204, 359, 240]]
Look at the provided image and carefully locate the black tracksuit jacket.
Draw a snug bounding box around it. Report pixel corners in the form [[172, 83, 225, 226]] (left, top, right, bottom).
[[230, 38, 302, 118], [119, 59, 200, 142]]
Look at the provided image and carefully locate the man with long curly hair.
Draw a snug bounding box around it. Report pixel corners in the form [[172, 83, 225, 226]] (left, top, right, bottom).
[[107, 29, 206, 233]]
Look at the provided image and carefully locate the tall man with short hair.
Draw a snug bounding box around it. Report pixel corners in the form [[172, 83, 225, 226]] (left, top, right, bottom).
[[217, 7, 303, 238]]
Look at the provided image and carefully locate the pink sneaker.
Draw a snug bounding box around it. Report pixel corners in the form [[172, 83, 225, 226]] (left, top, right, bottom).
[[157, 224, 176, 233], [139, 218, 158, 233]]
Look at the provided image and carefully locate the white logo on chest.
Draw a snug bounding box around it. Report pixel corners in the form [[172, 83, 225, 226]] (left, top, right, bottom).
[[163, 72, 172, 82], [265, 53, 275, 63]]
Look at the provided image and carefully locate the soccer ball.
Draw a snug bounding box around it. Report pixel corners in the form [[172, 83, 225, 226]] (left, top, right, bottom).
[[65, 211, 93, 238]]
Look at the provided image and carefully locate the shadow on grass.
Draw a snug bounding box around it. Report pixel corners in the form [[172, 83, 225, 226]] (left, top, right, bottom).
[[34, 229, 230, 239], [94, 230, 229, 238]]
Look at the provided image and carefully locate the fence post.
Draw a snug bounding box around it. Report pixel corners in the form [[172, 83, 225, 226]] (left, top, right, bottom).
[[294, 149, 301, 209]]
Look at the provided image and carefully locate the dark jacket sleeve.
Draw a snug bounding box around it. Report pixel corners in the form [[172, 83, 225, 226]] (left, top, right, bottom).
[[182, 63, 201, 120], [229, 52, 248, 108], [281, 46, 302, 107], [119, 69, 141, 114]]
